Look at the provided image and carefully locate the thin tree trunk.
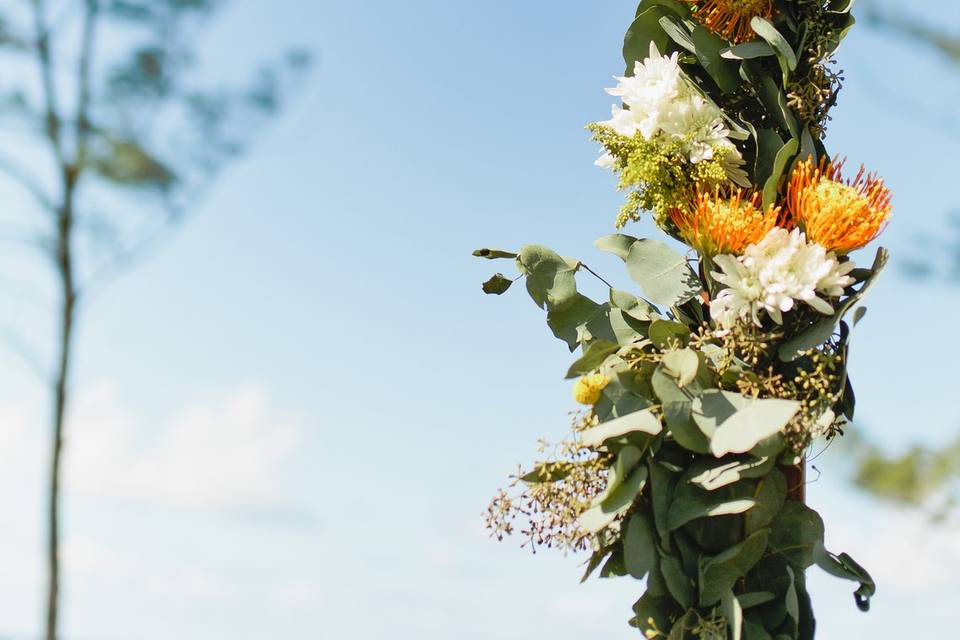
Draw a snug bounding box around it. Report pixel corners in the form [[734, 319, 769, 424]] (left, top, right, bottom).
[[38, 1, 97, 634], [45, 170, 77, 640]]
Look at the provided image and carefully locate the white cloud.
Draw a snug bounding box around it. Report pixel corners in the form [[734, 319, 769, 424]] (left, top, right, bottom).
[[65, 382, 300, 509]]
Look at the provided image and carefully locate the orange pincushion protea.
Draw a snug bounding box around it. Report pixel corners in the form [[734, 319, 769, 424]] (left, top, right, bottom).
[[670, 187, 783, 256], [681, 0, 777, 44], [787, 157, 892, 254]]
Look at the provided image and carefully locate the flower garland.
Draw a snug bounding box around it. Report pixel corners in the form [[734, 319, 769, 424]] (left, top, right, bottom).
[[476, 2, 884, 638]]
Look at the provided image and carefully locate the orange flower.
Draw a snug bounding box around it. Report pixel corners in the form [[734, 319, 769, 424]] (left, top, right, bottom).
[[787, 157, 892, 254], [671, 187, 783, 256], [681, 0, 776, 44]]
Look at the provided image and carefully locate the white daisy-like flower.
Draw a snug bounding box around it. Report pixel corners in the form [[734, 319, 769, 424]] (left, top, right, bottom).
[[710, 227, 856, 329], [598, 42, 748, 185]]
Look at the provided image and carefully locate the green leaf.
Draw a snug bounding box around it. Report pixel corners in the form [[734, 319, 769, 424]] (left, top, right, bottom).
[[762, 137, 799, 210], [649, 320, 692, 349], [827, 0, 856, 13], [661, 348, 699, 387], [689, 456, 776, 491], [565, 340, 620, 379], [652, 365, 710, 454], [632, 592, 681, 638], [610, 288, 660, 321], [580, 546, 612, 583], [481, 273, 512, 295], [580, 408, 663, 448], [813, 543, 875, 612], [625, 240, 701, 308], [722, 589, 744, 640], [623, 7, 674, 75], [785, 566, 800, 622], [743, 620, 774, 640], [667, 477, 758, 531], [546, 295, 615, 351], [578, 464, 649, 533], [738, 592, 777, 609], [659, 550, 695, 610], [594, 233, 639, 261], [649, 459, 679, 542], [750, 17, 797, 85], [722, 40, 775, 60], [690, 26, 740, 93], [692, 390, 750, 439], [710, 398, 801, 457], [767, 502, 824, 570], [90, 138, 177, 189], [699, 529, 769, 606], [745, 469, 788, 534], [658, 15, 696, 53], [779, 247, 888, 361], [594, 370, 655, 422], [624, 513, 658, 579], [472, 248, 517, 260], [516, 245, 578, 309], [753, 128, 784, 191]]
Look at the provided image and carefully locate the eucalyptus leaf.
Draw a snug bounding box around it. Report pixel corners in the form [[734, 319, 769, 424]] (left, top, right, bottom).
[[481, 273, 512, 295], [767, 502, 825, 570], [580, 408, 663, 448], [516, 245, 578, 309], [649, 320, 692, 349], [699, 529, 769, 606], [689, 455, 775, 491], [722, 40, 775, 60], [744, 468, 788, 534], [578, 465, 649, 533], [667, 476, 758, 530], [594, 233, 639, 261], [625, 239, 701, 308], [659, 550, 695, 610], [710, 398, 801, 457], [624, 513, 657, 579], [565, 340, 620, 379], [472, 248, 517, 260], [813, 543, 875, 612], [661, 348, 699, 387], [722, 589, 744, 640]]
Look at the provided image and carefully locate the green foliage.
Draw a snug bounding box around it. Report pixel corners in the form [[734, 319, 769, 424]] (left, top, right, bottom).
[[475, 1, 886, 637]]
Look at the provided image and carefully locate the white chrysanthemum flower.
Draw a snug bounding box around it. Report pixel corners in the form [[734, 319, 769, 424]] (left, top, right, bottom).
[[710, 228, 856, 329], [603, 42, 682, 138], [599, 42, 748, 185]]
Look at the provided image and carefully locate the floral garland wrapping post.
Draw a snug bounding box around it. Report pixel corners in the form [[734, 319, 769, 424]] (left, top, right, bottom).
[[475, 1, 887, 638]]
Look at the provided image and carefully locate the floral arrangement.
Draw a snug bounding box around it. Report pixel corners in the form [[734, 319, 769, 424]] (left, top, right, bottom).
[[475, 1, 888, 638]]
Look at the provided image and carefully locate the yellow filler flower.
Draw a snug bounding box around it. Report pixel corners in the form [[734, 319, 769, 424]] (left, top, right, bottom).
[[573, 373, 608, 405], [787, 157, 892, 254], [681, 0, 776, 44], [670, 187, 782, 256]]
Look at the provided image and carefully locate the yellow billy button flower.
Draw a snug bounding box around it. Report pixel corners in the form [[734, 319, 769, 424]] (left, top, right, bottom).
[[573, 373, 608, 406], [787, 157, 892, 254], [681, 0, 776, 44], [670, 187, 782, 256]]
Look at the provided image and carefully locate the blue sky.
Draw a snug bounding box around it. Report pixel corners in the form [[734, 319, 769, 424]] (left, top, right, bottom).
[[0, 0, 958, 638]]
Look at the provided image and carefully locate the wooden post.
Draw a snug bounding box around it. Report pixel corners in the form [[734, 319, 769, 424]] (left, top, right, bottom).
[[781, 462, 805, 503]]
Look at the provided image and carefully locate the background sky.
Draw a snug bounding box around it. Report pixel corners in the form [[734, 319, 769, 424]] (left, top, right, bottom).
[[0, 0, 959, 638]]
